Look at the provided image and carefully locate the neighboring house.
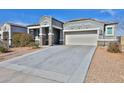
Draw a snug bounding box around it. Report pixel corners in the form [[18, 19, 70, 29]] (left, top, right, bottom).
[[27, 16, 63, 46], [63, 18, 118, 46], [0, 23, 27, 46]]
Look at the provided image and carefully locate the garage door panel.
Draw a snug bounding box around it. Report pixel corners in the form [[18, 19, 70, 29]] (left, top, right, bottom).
[[65, 31, 97, 46]]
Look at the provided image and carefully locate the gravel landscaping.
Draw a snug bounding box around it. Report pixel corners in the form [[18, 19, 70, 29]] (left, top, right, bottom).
[[0, 47, 40, 62], [86, 46, 124, 83]]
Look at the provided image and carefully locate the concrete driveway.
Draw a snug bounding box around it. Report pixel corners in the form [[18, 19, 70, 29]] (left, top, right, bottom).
[[0, 45, 96, 83]]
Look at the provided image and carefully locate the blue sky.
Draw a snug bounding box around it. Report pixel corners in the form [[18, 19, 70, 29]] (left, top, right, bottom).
[[0, 9, 124, 35]]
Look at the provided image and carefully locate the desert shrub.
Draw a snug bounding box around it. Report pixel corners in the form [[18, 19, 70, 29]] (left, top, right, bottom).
[[0, 46, 8, 53], [0, 40, 9, 53], [32, 43, 40, 49], [107, 42, 121, 53], [12, 32, 34, 47], [0, 40, 8, 48], [29, 41, 40, 49]]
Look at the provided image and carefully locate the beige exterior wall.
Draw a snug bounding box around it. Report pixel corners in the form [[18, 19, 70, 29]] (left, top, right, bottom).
[[119, 36, 124, 52], [64, 19, 118, 46], [120, 36, 124, 45], [64, 20, 104, 32]]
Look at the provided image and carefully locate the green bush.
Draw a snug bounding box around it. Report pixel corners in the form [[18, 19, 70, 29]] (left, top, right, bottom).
[[107, 42, 121, 53], [12, 32, 34, 47], [0, 46, 8, 53]]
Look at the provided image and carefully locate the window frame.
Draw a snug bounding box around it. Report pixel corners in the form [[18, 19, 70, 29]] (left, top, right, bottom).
[[105, 25, 114, 36]]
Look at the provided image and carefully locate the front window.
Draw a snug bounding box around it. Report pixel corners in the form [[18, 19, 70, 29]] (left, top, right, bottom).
[[107, 27, 113, 34]]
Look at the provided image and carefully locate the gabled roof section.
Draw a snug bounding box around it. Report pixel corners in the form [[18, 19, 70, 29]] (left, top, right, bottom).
[[6, 23, 27, 28], [65, 18, 106, 24], [105, 22, 118, 25], [41, 15, 64, 24], [65, 18, 119, 25], [52, 17, 64, 24]]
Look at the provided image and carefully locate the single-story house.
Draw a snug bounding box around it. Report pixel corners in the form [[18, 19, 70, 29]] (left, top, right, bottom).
[[0, 16, 118, 47], [0, 23, 27, 46], [28, 16, 118, 46]]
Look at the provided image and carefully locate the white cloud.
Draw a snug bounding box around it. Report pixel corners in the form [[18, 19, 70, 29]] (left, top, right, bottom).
[[100, 9, 116, 16]]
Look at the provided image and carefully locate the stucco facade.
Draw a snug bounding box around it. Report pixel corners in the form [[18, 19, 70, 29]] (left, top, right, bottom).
[[27, 16, 63, 46], [63, 18, 118, 46], [0, 23, 27, 46], [27, 17, 118, 46]]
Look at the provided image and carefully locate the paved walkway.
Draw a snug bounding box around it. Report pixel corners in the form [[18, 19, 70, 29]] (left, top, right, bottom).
[[0, 45, 96, 83]]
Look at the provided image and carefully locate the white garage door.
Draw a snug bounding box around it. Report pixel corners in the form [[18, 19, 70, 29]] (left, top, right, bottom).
[[65, 31, 98, 46]]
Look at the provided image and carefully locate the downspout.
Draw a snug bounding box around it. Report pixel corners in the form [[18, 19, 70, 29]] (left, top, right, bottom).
[[103, 24, 106, 46]]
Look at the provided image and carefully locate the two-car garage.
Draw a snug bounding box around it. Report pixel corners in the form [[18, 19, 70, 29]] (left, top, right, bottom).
[[64, 30, 98, 46]]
